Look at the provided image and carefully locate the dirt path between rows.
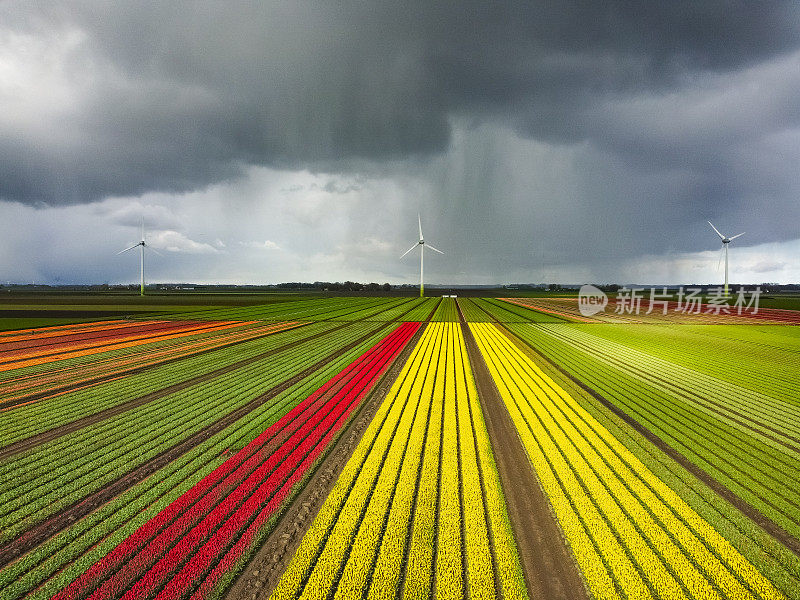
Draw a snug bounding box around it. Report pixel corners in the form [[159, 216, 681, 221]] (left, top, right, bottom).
[[534, 325, 800, 455], [499, 323, 800, 558], [1, 301, 419, 457], [226, 320, 430, 600], [0, 320, 400, 569], [0, 323, 354, 460], [457, 302, 589, 600], [1, 298, 415, 413]]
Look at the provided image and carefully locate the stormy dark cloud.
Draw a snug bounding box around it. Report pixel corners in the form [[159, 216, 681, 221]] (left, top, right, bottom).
[[2, 1, 798, 202], [1, 1, 799, 284]]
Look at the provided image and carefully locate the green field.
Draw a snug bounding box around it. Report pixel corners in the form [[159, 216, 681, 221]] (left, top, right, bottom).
[[0, 294, 798, 600]]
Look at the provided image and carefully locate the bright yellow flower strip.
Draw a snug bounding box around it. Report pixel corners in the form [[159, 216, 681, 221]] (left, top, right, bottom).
[[470, 322, 785, 600], [270, 323, 528, 600]]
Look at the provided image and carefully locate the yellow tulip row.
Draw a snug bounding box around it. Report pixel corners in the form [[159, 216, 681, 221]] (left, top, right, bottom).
[[470, 323, 785, 600], [270, 323, 528, 600]]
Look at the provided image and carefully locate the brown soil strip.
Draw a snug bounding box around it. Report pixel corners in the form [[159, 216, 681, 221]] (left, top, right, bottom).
[[456, 304, 589, 600], [538, 326, 800, 454], [0, 322, 396, 568], [1, 301, 417, 451], [0, 324, 370, 460], [226, 321, 430, 600], [500, 324, 800, 558], [0, 299, 413, 412]]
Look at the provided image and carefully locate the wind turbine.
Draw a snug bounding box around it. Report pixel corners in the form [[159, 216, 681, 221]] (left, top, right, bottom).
[[708, 221, 745, 296], [400, 214, 443, 298], [117, 218, 160, 296]]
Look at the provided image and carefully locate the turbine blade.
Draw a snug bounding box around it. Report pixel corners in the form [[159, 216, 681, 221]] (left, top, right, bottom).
[[707, 220, 725, 240], [728, 232, 745, 241], [145, 244, 163, 256], [426, 244, 444, 255], [400, 243, 418, 259], [717, 244, 725, 270], [117, 244, 140, 254], [418, 213, 423, 240]]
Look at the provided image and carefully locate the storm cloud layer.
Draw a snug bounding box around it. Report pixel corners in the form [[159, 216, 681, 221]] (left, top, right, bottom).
[[1, 1, 799, 284]]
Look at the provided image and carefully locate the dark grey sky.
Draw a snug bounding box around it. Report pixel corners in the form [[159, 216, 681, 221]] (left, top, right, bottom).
[[1, 1, 799, 284]]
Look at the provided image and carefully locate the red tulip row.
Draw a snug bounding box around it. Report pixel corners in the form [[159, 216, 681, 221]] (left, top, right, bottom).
[[0, 320, 243, 357], [0, 321, 298, 402], [0, 319, 142, 343], [54, 321, 420, 600], [0, 322, 254, 373]]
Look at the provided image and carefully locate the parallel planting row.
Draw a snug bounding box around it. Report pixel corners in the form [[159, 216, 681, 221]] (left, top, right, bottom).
[[509, 323, 800, 584], [271, 323, 528, 600], [471, 322, 785, 600], [0, 296, 432, 599], [0, 320, 299, 407], [53, 323, 421, 600], [1, 296, 799, 600]]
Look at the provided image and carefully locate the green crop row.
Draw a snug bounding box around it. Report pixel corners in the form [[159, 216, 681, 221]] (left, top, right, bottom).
[[0, 323, 398, 600], [486, 298, 566, 322], [536, 325, 800, 452], [0, 322, 383, 543], [456, 298, 492, 322], [398, 297, 439, 321], [364, 298, 427, 321], [575, 324, 800, 403], [431, 297, 459, 322], [507, 323, 800, 594], [328, 298, 412, 321], [504, 324, 800, 600], [0, 322, 339, 447], [153, 297, 402, 323]]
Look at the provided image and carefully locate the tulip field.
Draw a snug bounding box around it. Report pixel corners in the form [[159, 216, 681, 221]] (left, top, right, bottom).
[[0, 294, 798, 600], [270, 322, 526, 600]]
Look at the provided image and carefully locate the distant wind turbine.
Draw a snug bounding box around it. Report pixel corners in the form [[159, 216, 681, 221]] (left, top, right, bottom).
[[400, 214, 443, 298], [708, 220, 745, 296], [117, 218, 160, 296]]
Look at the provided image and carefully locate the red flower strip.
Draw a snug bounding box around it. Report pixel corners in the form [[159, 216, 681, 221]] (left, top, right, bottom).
[[53, 321, 418, 600]]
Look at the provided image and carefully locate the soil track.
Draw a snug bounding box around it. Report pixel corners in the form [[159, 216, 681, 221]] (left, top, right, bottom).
[[535, 325, 800, 455], [0, 321, 399, 568], [0, 298, 415, 412], [457, 302, 589, 600], [0, 322, 358, 460], [0, 297, 426, 569], [226, 318, 430, 599], [499, 323, 800, 558]]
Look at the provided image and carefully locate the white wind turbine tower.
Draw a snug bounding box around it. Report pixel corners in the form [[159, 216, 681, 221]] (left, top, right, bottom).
[[117, 218, 160, 296], [400, 214, 444, 298], [708, 221, 745, 296]]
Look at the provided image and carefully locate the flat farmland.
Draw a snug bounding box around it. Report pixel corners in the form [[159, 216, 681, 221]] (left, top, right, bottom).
[[0, 294, 798, 600]]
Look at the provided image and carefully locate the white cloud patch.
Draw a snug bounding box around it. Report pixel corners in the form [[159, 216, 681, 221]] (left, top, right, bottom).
[[147, 230, 218, 254], [98, 200, 182, 231], [240, 240, 281, 251]]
